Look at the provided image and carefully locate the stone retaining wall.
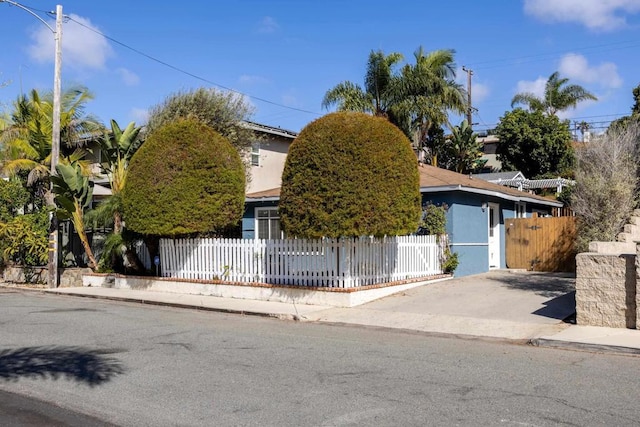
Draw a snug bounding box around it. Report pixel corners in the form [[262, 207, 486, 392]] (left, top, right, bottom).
[[576, 253, 636, 328], [576, 234, 640, 329], [2, 266, 47, 284], [2, 266, 93, 287]]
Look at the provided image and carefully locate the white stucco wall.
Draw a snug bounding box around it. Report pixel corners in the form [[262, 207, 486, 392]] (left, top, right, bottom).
[[246, 137, 292, 194]]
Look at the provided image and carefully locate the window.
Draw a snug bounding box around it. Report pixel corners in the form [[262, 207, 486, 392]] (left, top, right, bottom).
[[256, 208, 282, 239], [251, 142, 260, 166], [515, 202, 526, 218]]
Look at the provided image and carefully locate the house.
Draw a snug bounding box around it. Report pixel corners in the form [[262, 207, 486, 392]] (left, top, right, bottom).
[[243, 121, 298, 194], [243, 164, 563, 277], [84, 120, 298, 197], [477, 133, 501, 172]]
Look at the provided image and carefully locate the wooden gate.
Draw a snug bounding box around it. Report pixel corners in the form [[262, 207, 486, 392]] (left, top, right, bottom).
[[505, 216, 577, 272]]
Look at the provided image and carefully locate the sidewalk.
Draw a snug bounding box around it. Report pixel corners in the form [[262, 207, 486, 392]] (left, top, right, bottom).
[[4, 278, 638, 356]]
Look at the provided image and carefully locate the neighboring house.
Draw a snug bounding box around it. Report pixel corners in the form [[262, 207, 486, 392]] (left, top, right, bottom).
[[243, 121, 298, 194], [477, 134, 500, 172], [475, 171, 575, 196], [243, 164, 563, 277], [82, 120, 299, 197]]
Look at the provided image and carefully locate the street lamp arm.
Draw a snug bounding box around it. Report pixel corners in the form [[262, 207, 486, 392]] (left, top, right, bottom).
[[0, 0, 55, 33]]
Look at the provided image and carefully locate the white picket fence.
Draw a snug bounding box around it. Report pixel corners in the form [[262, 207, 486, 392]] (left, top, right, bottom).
[[159, 235, 445, 288]]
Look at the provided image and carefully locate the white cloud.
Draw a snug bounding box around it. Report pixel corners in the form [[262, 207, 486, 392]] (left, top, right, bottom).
[[258, 16, 279, 33], [515, 77, 547, 99], [524, 0, 640, 31], [558, 53, 622, 88], [471, 82, 490, 105], [28, 14, 113, 69], [238, 75, 270, 85], [115, 68, 140, 86], [456, 68, 490, 104], [129, 108, 149, 125]]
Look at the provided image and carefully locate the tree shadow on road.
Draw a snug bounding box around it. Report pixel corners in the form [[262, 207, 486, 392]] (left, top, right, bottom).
[[0, 346, 125, 386]]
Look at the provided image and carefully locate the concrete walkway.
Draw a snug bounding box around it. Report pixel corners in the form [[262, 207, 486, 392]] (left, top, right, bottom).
[[3, 270, 640, 355]]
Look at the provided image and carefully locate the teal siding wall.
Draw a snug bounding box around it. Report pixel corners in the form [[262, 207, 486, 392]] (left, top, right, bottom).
[[242, 201, 279, 239], [424, 193, 492, 277], [243, 191, 553, 277]]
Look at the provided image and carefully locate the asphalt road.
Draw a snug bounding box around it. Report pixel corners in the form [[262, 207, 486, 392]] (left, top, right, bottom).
[[0, 388, 115, 426], [1, 288, 639, 426]]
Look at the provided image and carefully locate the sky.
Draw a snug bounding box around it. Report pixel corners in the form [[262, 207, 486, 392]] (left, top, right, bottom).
[[1, 0, 640, 135]]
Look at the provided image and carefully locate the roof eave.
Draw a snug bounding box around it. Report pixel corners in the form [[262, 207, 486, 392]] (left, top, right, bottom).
[[419, 185, 563, 207], [245, 196, 281, 203]]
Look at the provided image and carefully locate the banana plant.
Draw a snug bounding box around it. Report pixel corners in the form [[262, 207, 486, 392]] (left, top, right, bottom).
[[97, 119, 143, 234], [51, 161, 98, 270]]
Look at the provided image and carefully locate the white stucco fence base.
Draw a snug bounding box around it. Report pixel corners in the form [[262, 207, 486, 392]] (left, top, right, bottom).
[[82, 274, 451, 308]]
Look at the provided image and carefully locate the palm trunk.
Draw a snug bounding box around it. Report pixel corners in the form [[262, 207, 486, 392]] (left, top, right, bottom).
[[73, 205, 98, 270], [113, 211, 123, 235], [78, 230, 98, 270]]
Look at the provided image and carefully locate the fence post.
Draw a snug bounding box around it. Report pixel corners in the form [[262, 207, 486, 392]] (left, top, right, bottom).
[[341, 238, 353, 288]]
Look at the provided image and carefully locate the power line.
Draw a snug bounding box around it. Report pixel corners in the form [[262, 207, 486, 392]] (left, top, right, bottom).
[[64, 15, 322, 118], [468, 38, 640, 71]]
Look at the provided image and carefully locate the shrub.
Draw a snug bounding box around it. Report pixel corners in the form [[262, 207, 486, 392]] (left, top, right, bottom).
[[0, 211, 49, 267], [418, 203, 447, 235], [442, 249, 459, 274], [122, 119, 245, 237], [280, 112, 421, 238], [572, 123, 640, 251], [146, 88, 255, 154], [0, 179, 29, 222]]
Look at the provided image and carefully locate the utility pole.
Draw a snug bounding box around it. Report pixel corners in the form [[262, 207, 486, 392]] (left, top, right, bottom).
[[1, 1, 63, 288], [48, 4, 62, 288], [462, 66, 473, 128]]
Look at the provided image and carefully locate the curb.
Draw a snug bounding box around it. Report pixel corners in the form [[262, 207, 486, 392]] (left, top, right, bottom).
[[531, 337, 640, 356], [6, 284, 639, 356], [2, 285, 300, 321]]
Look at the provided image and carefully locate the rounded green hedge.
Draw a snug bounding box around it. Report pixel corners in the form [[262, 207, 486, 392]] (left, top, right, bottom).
[[280, 112, 421, 238], [122, 119, 245, 236]]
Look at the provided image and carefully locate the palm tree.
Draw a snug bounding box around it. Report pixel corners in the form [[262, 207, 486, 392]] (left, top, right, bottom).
[[322, 50, 404, 117], [1, 86, 102, 193], [322, 47, 466, 168], [511, 71, 597, 116], [441, 120, 485, 174], [393, 47, 467, 165]]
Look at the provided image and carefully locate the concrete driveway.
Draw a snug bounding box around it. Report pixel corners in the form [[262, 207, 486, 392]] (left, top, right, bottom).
[[309, 270, 576, 341]]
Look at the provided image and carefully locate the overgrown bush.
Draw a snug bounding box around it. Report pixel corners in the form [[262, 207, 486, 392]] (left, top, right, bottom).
[[418, 203, 447, 235], [0, 179, 29, 222], [0, 211, 49, 266], [146, 88, 255, 154], [572, 123, 640, 251], [122, 119, 245, 237], [279, 112, 421, 238]]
